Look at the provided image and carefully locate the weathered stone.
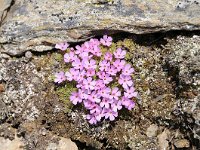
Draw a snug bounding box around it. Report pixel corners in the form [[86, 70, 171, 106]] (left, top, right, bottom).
[[0, 0, 12, 23], [158, 129, 170, 150], [0, 136, 24, 150], [146, 124, 158, 137], [0, 0, 200, 55], [58, 137, 78, 150], [174, 139, 190, 148], [45, 138, 78, 150], [0, 84, 5, 93], [163, 35, 200, 141], [25, 51, 32, 59]]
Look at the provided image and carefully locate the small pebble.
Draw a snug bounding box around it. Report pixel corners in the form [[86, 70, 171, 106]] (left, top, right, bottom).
[[174, 139, 190, 148], [25, 51, 33, 59], [146, 124, 158, 137], [0, 84, 5, 93]]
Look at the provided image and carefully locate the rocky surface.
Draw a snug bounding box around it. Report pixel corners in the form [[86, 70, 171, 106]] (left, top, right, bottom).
[[0, 0, 200, 55], [163, 35, 200, 144], [0, 136, 24, 150], [0, 1, 200, 148], [0, 34, 199, 149], [0, 0, 12, 24]]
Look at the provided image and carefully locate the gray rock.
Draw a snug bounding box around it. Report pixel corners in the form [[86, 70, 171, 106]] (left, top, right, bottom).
[[146, 124, 158, 137], [163, 35, 200, 141], [174, 139, 190, 148], [0, 0, 12, 23], [25, 51, 32, 59], [164, 35, 200, 86], [0, 136, 24, 150], [58, 137, 78, 150], [46, 138, 78, 150], [158, 129, 170, 150], [0, 0, 200, 55]]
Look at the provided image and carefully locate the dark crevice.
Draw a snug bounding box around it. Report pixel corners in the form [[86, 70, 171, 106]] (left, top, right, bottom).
[[73, 140, 99, 150], [2, 29, 200, 58], [162, 62, 181, 98]]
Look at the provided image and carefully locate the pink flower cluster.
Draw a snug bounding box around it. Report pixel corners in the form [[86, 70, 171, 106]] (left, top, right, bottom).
[[54, 35, 137, 124]]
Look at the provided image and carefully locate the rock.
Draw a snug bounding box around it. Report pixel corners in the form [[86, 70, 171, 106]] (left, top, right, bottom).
[[25, 51, 32, 59], [158, 129, 170, 150], [0, 0, 12, 22], [146, 124, 158, 137], [163, 35, 200, 141], [164, 35, 200, 87], [46, 138, 78, 150], [46, 143, 58, 150], [0, 0, 200, 55], [0, 136, 24, 150], [0, 84, 5, 93], [174, 139, 190, 148], [58, 137, 78, 150]]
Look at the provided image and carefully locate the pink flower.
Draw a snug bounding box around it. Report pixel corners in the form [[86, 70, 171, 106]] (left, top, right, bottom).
[[70, 92, 82, 105], [95, 111, 103, 121], [113, 59, 126, 72], [77, 70, 86, 82], [100, 98, 112, 108], [98, 72, 113, 84], [64, 51, 76, 63], [89, 38, 100, 46], [90, 104, 102, 114], [98, 87, 111, 99], [124, 87, 138, 98], [107, 65, 118, 76], [122, 64, 135, 76], [75, 45, 83, 54], [114, 48, 126, 59], [99, 60, 110, 71], [83, 77, 96, 90], [100, 35, 112, 46], [88, 91, 101, 103], [121, 96, 135, 110], [92, 45, 102, 57], [102, 74, 113, 84], [110, 87, 121, 100], [94, 80, 105, 90], [83, 59, 97, 70], [54, 71, 66, 83], [87, 114, 97, 124], [104, 52, 112, 61], [111, 100, 122, 112], [65, 68, 79, 81], [78, 89, 88, 100], [79, 52, 90, 59], [84, 100, 95, 110], [55, 42, 69, 51], [118, 74, 133, 89], [54, 36, 138, 124], [70, 47, 74, 51], [97, 71, 105, 79], [86, 69, 95, 77], [83, 41, 91, 52], [104, 108, 118, 121], [72, 58, 83, 70]]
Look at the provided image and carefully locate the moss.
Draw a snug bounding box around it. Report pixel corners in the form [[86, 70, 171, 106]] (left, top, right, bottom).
[[122, 39, 137, 50], [56, 82, 77, 112], [53, 53, 63, 62]]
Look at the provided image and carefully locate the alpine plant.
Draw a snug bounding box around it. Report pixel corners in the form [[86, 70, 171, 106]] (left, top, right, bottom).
[[54, 35, 138, 125]]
